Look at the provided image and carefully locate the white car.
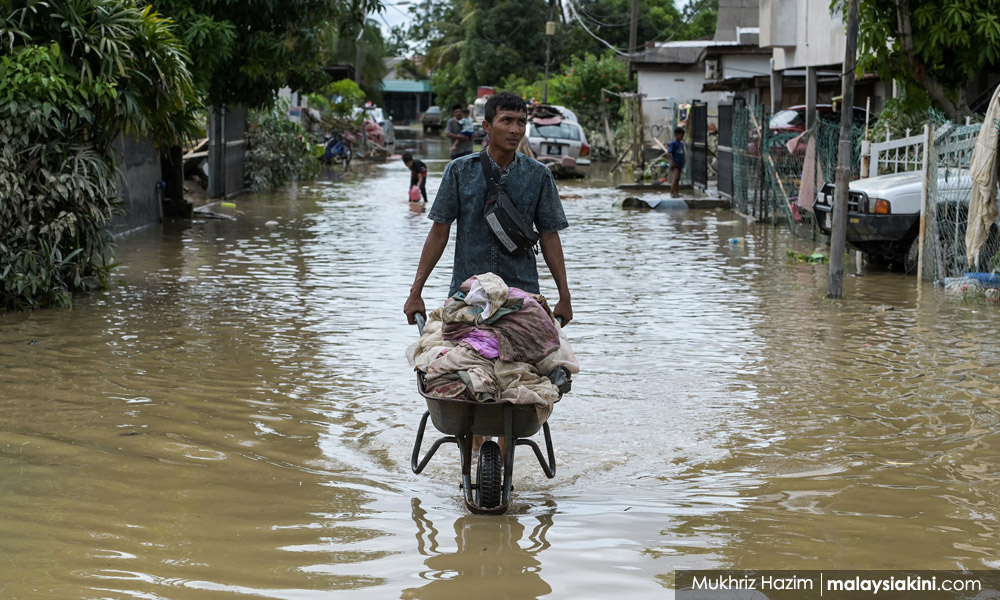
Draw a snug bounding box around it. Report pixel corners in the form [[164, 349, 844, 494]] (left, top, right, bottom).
[[813, 169, 974, 273], [526, 120, 592, 178]]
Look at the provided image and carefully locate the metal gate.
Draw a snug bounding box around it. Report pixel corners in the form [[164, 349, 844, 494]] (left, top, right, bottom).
[[689, 101, 708, 190], [717, 102, 734, 198], [209, 105, 247, 199]]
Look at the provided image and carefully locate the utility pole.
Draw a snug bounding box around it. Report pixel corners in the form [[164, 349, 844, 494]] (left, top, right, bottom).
[[828, 0, 860, 298], [543, 0, 556, 102], [627, 0, 639, 78]]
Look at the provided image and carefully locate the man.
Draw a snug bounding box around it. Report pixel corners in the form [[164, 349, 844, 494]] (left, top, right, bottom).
[[668, 126, 686, 197], [402, 152, 428, 202], [404, 91, 572, 327], [445, 103, 475, 160]]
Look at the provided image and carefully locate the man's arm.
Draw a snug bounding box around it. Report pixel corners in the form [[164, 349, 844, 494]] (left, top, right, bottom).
[[404, 221, 451, 324], [539, 231, 572, 325], [444, 119, 464, 141]]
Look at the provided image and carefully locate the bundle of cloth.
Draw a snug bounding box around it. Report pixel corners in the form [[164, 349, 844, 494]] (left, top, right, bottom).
[[406, 273, 580, 423]]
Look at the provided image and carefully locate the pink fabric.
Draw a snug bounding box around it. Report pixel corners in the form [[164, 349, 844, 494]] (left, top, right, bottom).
[[459, 328, 500, 359]]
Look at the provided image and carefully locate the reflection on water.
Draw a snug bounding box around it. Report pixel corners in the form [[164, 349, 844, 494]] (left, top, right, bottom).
[[402, 498, 553, 600], [3, 131, 1000, 598]]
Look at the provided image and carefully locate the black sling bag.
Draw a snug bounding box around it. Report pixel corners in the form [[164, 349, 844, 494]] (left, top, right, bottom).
[[479, 149, 539, 255]]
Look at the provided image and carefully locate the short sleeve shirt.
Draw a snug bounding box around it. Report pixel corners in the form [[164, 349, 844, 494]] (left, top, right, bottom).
[[446, 118, 474, 155], [668, 140, 685, 168], [428, 151, 568, 296]]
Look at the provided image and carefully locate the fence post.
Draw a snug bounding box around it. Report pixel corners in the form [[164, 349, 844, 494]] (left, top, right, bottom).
[[918, 123, 933, 282]]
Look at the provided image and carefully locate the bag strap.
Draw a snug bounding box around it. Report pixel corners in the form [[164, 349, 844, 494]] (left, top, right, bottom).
[[479, 149, 499, 203]]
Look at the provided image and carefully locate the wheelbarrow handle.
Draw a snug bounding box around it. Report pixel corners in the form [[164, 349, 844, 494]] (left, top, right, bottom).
[[415, 312, 426, 337]]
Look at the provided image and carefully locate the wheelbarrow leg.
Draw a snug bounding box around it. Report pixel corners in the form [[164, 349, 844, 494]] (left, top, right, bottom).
[[456, 433, 476, 507], [501, 404, 516, 505]]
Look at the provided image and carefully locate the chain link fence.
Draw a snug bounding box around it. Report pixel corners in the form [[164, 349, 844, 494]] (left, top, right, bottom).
[[730, 103, 865, 237], [924, 122, 1000, 281]]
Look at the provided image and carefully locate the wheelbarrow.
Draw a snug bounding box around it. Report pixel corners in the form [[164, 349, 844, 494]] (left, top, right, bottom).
[[410, 313, 570, 515]]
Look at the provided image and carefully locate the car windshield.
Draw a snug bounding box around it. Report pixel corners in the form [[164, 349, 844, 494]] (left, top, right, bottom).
[[770, 109, 804, 129], [531, 122, 580, 141], [426, 107, 439, 114]]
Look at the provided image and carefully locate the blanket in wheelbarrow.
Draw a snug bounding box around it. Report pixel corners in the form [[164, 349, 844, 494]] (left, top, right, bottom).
[[406, 273, 580, 424]]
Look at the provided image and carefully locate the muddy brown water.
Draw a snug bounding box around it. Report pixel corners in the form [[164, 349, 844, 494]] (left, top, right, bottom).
[[3, 133, 1000, 599]]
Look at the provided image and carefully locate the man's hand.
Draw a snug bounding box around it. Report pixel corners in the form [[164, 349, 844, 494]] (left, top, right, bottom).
[[404, 292, 426, 325], [552, 298, 573, 326]]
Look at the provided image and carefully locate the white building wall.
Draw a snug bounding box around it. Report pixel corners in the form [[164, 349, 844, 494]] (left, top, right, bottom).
[[721, 54, 771, 80], [769, 0, 846, 70], [638, 70, 725, 143]]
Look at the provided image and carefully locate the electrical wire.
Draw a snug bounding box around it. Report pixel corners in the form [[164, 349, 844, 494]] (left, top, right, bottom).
[[565, 2, 631, 56]]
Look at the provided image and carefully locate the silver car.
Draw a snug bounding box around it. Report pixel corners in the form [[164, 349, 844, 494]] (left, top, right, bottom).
[[526, 119, 592, 178]]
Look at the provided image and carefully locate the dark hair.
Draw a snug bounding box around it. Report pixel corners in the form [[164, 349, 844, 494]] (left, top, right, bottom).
[[451, 104, 464, 112], [401, 152, 413, 163], [485, 92, 527, 123], [674, 127, 685, 136]]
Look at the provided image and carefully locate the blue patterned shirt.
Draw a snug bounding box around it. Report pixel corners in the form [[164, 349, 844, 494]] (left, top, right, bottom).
[[428, 151, 568, 296]]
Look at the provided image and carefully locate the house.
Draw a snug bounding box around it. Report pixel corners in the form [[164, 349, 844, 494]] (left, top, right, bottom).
[[760, 0, 887, 123], [702, 1, 771, 106], [380, 79, 434, 125], [631, 0, 768, 145]]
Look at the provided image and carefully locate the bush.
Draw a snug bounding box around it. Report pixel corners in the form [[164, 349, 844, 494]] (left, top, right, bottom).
[[0, 3, 191, 310], [245, 101, 320, 192]]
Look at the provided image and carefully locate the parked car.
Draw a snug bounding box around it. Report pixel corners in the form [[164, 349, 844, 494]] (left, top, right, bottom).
[[526, 119, 591, 178], [749, 105, 875, 157], [812, 169, 976, 273], [769, 104, 873, 134], [421, 106, 442, 133]]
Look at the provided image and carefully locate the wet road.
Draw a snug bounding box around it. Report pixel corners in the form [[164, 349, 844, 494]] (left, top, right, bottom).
[[3, 131, 1000, 599]]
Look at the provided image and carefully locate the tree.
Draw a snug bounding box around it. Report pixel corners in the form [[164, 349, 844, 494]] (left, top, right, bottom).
[[548, 51, 635, 132], [1, 0, 193, 309], [149, 0, 385, 108], [461, 0, 549, 88], [838, 0, 1000, 120]]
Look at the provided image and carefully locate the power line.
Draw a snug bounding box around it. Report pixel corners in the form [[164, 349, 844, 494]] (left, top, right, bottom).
[[565, 1, 631, 56]]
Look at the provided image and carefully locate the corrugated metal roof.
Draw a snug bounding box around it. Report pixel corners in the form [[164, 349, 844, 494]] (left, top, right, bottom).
[[714, 0, 759, 42], [638, 43, 709, 65], [380, 79, 431, 94]]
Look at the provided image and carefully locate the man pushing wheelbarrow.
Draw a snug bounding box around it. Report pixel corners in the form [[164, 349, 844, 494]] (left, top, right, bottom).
[[403, 92, 578, 513]]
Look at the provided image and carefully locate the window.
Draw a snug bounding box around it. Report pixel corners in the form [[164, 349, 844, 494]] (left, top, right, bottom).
[[530, 122, 581, 141]]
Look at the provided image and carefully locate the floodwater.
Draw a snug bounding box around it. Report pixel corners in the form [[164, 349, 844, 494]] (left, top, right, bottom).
[[3, 130, 1000, 600]]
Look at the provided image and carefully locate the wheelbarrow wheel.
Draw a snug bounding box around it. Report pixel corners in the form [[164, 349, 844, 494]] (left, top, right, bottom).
[[476, 441, 503, 509]]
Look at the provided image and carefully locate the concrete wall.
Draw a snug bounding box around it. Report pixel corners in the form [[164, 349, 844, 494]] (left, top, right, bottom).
[[110, 135, 162, 236], [759, 0, 797, 48], [638, 68, 725, 144], [722, 54, 771, 80], [769, 0, 846, 70]]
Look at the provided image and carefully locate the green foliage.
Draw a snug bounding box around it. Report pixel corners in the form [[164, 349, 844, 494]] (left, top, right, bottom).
[[868, 96, 949, 142], [838, 0, 1000, 118], [558, 0, 701, 60], [547, 51, 634, 133], [245, 102, 320, 192], [309, 79, 367, 118], [429, 62, 470, 114], [0, 0, 193, 310], [149, 0, 385, 108], [460, 0, 549, 89]]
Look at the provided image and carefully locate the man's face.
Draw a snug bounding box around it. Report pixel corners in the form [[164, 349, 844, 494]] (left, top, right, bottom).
[[404, 159, 412, 168], [483, 109, 527, 153], [452, 108, 463, 120]]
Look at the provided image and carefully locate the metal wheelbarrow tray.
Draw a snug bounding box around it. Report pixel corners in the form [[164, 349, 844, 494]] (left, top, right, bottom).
[[410, 371, 563, 515]]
